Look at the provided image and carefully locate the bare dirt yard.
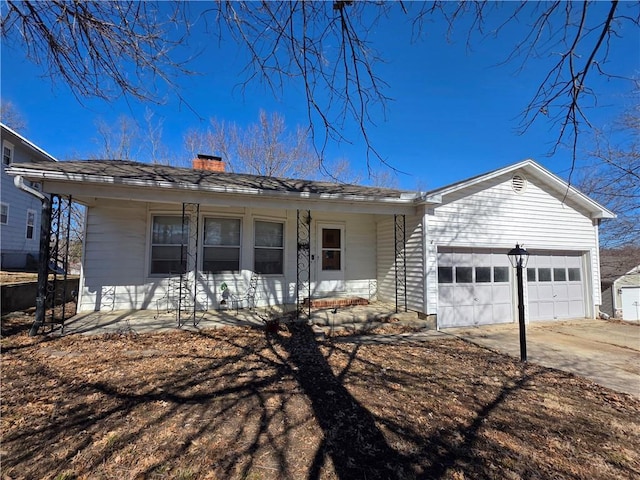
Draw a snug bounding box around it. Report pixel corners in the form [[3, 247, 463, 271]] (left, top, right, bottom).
[[1, 310, 639, 480]]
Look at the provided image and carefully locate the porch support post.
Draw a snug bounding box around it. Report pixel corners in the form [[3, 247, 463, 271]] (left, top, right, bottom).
[[30, 196, 52, 336], [296, 209, 311, 319], [179, 202, 200, 326], [394, 214, 407, 313]]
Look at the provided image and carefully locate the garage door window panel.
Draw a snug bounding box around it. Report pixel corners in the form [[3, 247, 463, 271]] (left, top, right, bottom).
[[438, 267, 453, 283], [476, 267, 491, 283], [493, 267, 509, 283], [527, 268, 536, 282], [553, 268, 567, 282], [456, 267, 473, 283], [538, 268, 552, 282], [568, 268, 581, 281]]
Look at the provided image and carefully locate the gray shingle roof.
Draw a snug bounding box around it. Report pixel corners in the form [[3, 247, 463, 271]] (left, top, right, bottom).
[[9, 159, 417, 200]]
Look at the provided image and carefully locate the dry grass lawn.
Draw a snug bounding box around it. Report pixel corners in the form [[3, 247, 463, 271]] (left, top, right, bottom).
[[1, 312, 639, 480]]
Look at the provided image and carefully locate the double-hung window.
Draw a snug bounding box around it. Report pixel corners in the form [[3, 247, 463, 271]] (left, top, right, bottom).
[[26, 210, 35, 239], [150, 215, 188, 275], [0, 203, 8, 224], [2, 141, 13, 166], [203, 218, 241, 273], [254, 220, 283, 274]]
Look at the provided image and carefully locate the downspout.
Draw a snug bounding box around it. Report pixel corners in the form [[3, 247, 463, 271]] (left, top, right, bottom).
[[14, 176, 51, 336]]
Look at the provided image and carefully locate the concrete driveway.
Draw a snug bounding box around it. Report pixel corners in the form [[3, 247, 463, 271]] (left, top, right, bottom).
[[445, 319, 640, 398]]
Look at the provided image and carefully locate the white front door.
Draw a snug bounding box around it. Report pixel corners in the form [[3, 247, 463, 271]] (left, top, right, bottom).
[[316, 224, 345, 295]]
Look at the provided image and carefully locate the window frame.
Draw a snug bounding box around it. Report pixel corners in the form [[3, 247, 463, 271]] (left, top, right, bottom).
[[25, 209, 36, 240], [2, 141, 14, 166], [253, 219, 284, 275], [149, 214, 189, 276], [0, 203, 8, 225], [202, 216, 242, 274]]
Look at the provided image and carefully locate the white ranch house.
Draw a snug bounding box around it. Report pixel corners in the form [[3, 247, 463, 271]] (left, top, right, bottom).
[[7, 157, 614, 329]]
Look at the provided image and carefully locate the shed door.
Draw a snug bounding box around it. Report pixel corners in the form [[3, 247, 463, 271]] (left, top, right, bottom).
[[437, 249, 513, 328], [621, 287, 640, 321], [526, 253, 586, 321]]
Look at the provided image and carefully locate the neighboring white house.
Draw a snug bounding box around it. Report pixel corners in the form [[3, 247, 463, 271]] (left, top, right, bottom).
[[0, 123, 57, 269], [6, 157, 614, 328]]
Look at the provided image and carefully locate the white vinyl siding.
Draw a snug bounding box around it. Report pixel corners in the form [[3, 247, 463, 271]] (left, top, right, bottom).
[[79, 200, 148, 311], [375, 214, 424, 312], [76, 204, 383, 312], [376, 217, 395, 304], [427, 174, 601, 318]]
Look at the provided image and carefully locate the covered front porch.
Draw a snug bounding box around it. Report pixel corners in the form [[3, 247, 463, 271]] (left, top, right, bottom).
[[61, 301, 431, 336]]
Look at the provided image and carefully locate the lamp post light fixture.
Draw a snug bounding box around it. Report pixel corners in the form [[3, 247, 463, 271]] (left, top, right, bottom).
[[508, 244, 530, 362]]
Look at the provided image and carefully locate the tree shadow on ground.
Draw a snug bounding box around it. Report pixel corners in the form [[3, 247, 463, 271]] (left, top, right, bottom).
[[269, 322, 414, 479], [3, 320, 606, 480]]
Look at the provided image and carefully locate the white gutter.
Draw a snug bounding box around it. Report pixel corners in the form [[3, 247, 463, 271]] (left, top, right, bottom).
[[14, 175, 46, 201], [10, 168, 427, 206]]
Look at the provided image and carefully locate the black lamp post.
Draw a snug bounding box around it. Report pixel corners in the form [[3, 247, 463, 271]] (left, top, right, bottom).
[[508, 244, 530, 362]]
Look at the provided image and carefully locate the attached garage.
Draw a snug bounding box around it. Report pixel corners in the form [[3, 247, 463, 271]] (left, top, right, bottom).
[[526, 252, 586, 321], [437, 248, 513, 328], [437, 249, 589, 327]]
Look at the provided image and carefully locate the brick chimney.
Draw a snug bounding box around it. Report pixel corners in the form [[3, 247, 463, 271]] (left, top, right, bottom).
[[193, 154, 225, 172]]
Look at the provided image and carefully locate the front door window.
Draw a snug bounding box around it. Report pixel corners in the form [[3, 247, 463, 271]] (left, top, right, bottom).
[[321, 228, 341, 271]]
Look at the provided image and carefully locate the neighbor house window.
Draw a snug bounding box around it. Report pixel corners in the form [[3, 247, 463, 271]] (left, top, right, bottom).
[[26, 209, 35, 239], [2, 141, 14, 166], [203, 217, 241, 273], [150, 215, 188, 275], [0, 203, 8, 224], [254, 220, 283, 274]]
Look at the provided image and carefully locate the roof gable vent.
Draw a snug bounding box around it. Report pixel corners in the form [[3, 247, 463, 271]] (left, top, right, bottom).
[[511, 174, 527, 194]]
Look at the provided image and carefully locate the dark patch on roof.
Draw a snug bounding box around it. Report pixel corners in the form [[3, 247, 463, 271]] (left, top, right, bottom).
[[11, 159, 414, 199], [600, 246, 640, 285]]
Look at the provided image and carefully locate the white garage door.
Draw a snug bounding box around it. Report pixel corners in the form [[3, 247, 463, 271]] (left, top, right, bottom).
[[621, 287, 640, 321], [526, 253, 586, 321], [437, 249, 513, 328]]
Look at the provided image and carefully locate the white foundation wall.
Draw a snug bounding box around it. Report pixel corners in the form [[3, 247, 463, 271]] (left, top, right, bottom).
[[424, 174, 602, 316], [77, 200, 382, 312]]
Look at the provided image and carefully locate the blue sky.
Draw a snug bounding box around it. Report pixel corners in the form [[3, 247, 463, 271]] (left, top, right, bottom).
[[1, 2, 638, 191]]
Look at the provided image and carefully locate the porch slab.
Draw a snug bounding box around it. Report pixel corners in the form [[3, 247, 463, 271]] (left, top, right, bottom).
[[60, 302, 429, 336]]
